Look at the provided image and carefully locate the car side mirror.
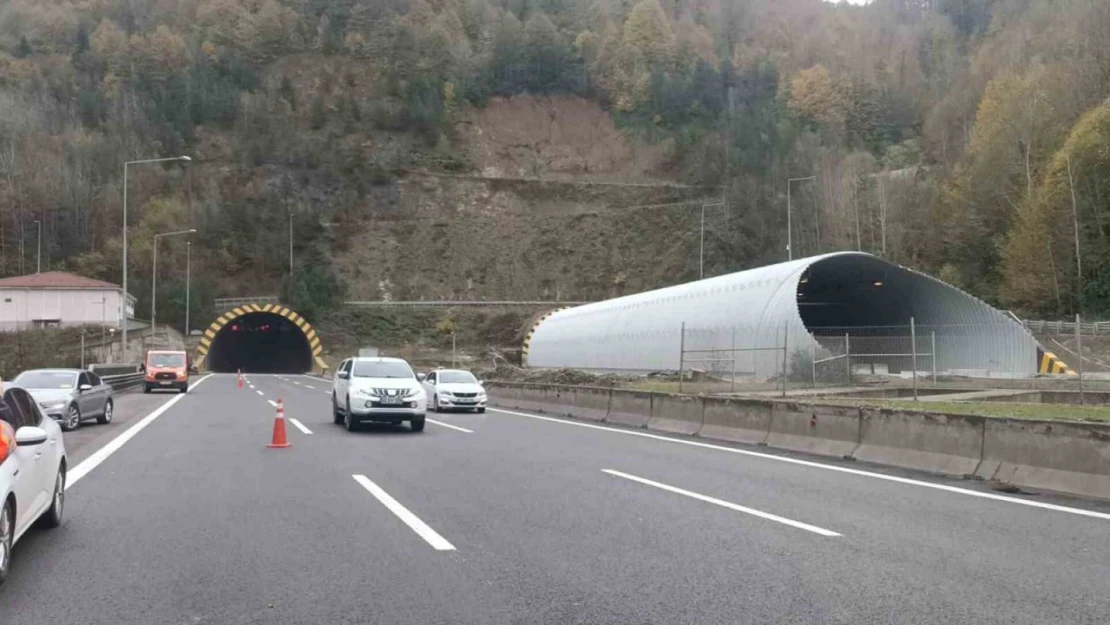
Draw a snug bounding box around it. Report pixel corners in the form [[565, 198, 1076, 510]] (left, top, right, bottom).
[[15, 426, 47, 446], [189, 366, 198, 374], [478, 380, 485, 386], [417, 373, 427, 382], [79, 384, 93, 392], [337, 371, 349, 380]]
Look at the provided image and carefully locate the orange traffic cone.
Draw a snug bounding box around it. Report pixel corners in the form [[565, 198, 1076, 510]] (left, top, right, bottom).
[[237, 369, 243, 389], [267, 399, 291, 449]]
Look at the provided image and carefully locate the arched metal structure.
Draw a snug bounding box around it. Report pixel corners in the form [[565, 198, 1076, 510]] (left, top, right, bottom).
[[196, 303, 328, 373], [525, 252, 1052, 377]]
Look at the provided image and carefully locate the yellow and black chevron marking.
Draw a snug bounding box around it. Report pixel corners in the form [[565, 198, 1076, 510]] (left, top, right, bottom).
[[195, 303, 328, 371], [1037, 349, 1077, 375], [521, 307, 569, 366]]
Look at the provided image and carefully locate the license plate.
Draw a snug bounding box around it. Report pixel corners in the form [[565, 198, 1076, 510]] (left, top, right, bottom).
[[456, 399, 475, 404], [159, 381, 172, 386], [380, 396, 402, 405]]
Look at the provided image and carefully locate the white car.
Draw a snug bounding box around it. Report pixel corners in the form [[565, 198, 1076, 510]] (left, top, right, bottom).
[[420, 369, 487, 413], [1, 387, 67, 585], [331, 357, 427, 432]]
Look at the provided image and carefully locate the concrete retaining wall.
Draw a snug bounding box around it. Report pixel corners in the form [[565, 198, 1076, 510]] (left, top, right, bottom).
[[484, 382, 1110, 500]]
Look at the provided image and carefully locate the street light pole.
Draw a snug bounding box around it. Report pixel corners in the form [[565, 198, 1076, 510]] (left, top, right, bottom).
[[122, 156, 191, 362], [35, 219, 41, 273], [185, 240, 191, 337], [151, 229, 196, 345], [786, 176, 816, 261]]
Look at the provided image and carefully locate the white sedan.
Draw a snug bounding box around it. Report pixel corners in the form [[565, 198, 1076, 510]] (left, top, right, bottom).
[[421, 369, 487, 413], [0, 387, 67, 585]]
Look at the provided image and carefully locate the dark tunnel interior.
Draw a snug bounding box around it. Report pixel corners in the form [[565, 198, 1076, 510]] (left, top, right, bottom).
[[796, 255, 910, 330], [206, 312, 312, 373]]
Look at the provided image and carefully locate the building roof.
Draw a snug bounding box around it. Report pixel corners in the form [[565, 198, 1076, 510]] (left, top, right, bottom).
[[0, 271, 120, 290]]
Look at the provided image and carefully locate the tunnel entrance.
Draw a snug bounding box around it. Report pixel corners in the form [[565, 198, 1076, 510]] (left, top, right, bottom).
[[206, 312, 312, 373]]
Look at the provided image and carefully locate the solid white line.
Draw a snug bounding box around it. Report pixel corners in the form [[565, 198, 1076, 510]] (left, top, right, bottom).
[[489, 408, 1110, 522], [256, 390, 264, 396], [268, 400, 278, 408], [426, 418, 473, 434], [351, 474, 455, 551], [604, 469, 840, 537], [288, 418, 313, 434], [68, 374, 213, 490]]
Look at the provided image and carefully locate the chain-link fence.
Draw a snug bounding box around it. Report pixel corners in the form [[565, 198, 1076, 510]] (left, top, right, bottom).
[[675, 318, 1109, 398]]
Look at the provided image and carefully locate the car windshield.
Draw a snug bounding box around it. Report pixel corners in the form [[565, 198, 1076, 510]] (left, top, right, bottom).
[[352, 361, 414, 379], [149, 353, 186, 367], [14, 371, 76, 389], [438, 371, 477, 384]]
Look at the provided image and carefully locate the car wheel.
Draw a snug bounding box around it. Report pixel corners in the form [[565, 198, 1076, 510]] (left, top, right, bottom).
[[477, 408, 486, 414], [97, 400, 113, 425], [181, 384, 189, 394], [432, 394, 440, 412], [411, 414, 426, 432], [344, 397, 358, 432], [0, 498, 12, 585], [143, 383, 151, 394], [63, 405, 81, 431], [38, 464, 65, 529], [332, 395, 343, 424]]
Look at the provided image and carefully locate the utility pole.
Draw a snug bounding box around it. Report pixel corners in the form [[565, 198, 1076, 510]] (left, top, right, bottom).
[[18, 221, 23, 274], [289, 212, 294, 275], [787, 177, 816, 261], [699, 200, 725, 280]]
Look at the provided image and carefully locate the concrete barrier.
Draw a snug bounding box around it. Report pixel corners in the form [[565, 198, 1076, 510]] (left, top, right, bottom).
[[607, 390, 653, 428], [700, 397, 772, 444], [540, 385, 576, 417], [855, 408, 984, 477], [488, 384, 548, 413], [766, 403, 861, 458], [976, 419, 1110, 500], [648, 394, 704, 435], [572, 387, 612, 421]]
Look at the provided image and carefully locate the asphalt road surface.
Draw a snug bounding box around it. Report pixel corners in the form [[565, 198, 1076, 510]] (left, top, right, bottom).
[[2, 373, 1109, 624]]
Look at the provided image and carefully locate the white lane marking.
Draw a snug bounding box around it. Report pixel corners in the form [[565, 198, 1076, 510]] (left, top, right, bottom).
[[268, 400, 278, 408], [288, 418, 313, 435], [293, 381, 301, 386], [351, 475, 456, 551], [256, 390, 264, 396], [426, 418, 473, 434], [604, 469, 840, 537], [68, 374, 213, 490], [490, 408, 1110, 522], [305, 385, 316, 390]]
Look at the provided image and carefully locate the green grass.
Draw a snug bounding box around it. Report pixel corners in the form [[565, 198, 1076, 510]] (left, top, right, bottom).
[[820, 398, 1110, 423]]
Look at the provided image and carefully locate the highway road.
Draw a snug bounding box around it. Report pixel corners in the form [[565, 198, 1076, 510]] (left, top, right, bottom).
[[2, 373, 1109, 624]]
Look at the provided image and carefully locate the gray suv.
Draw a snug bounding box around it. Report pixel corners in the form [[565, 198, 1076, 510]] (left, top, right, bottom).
[[10, 369, 114, 431]]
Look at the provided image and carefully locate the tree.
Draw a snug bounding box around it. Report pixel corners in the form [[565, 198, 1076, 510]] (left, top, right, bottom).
[[787, 65, 848, 131], [15, 36, 31, 59]]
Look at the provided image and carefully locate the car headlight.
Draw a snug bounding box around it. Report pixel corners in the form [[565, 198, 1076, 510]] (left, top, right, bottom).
[[355, 388, 378, 397], [39, 400, 66, 410], [438, 390, 453, 398], [405, 388, 423, 399]]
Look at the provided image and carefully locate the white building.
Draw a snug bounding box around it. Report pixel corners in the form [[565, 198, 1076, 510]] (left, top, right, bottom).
[[0, 272, 136, 331]]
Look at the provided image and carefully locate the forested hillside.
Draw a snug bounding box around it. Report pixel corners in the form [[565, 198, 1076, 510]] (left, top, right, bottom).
[[1, 0, 1108, 329]]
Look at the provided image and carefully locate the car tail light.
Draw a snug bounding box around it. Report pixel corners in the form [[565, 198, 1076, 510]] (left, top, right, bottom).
[[0, 421, 14, 463]]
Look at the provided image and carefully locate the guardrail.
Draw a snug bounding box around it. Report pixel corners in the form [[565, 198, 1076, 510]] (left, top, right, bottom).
[[102, 372, 145, 392], [214, 296, 280, 311], [1022, 319, 1110, 335]]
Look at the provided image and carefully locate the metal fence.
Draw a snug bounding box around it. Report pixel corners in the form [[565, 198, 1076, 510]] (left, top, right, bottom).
[[672, 318, 1110, 398], [1022, 319, 1110, 335]]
